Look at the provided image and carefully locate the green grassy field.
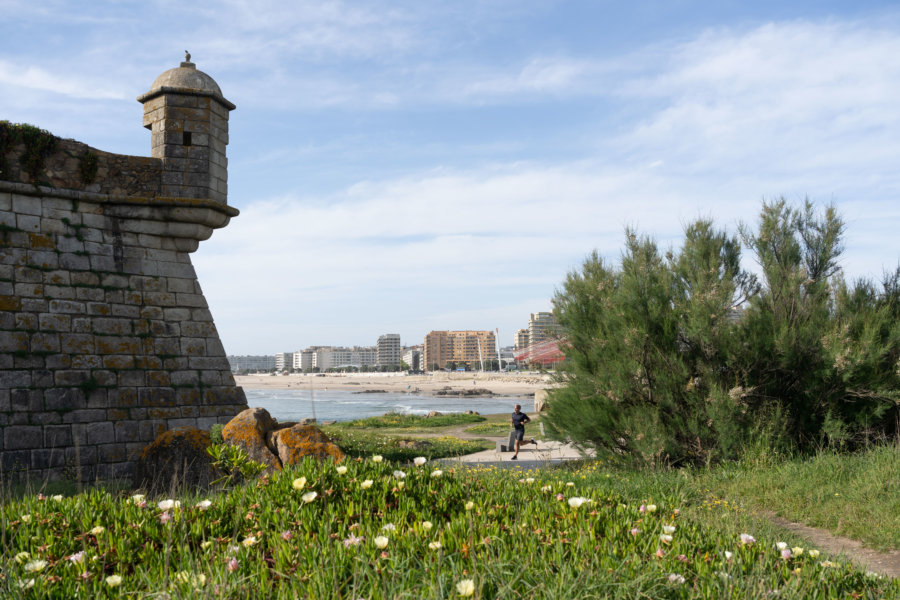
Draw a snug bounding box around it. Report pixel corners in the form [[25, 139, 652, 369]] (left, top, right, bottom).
[[1, 441, 898, 598]]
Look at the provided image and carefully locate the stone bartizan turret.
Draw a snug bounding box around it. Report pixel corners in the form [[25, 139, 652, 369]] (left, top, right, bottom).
[[137, 52, 235, 203]]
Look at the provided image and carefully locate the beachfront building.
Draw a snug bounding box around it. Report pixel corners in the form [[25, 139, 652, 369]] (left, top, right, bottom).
[[403, 346, 423, 371], [274, 352, 293, 372], [227, 355, 276, 373], [514, 328, 529, 351], [312, 346, 377, 370], [528, 312, 562, 347], [293, 350, 315, 371], [376, 334, 402, 367], [424, 330, 498, 370]]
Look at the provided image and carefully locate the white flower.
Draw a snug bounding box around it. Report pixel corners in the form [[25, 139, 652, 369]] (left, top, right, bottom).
[[724, 551, 733, 561], [792, 547, 803, 556], [393, 470, 406, 479], [51, 495, 63, 501], [456, 578, 475, 597], [20, 514, 31, 523], [430, 470, 443, 478], [131, 494, 145, 504], [90, 526, 105, 536], [372, 455, 383, 463], [68, 551, 85, 563], [336, 465, 348, 475], [660, 534, 673, 543], [646, 504, 657, 513], [361, 479, 374, 489], [106, 575, 123, 587], [667, 573, 685, 584], [301, 491, 318, 503], [808, 549, 820, 558], [524, 477, 535, 484], [428, 541, 442, 550], [24, 559, 47, 573], [374, 536, 389, 549], [422, 521, 433, 531], [541, 485, 552, 492], [157, 499, 179, 511], [413, 456, 427, 466], [292, 477, 307, 490], [397, 481, 405, 489], [776, 541, 788, 551], [465, 501, 475, 511], [567, 497, 589, 508], [566, 482, 575, 487], [382, 523, 396, 532], [242, 536, 258, 547], [18, 579, 35, 590], [201, 541, 213, 550], [196, 500, 212, 511], [662, 525, 676, 534], [15, 551, 30, 564], [739, 533, 756, 545]]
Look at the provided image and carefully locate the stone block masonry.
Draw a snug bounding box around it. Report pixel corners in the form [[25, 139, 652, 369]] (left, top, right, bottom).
[[0, 55, 247, 483]]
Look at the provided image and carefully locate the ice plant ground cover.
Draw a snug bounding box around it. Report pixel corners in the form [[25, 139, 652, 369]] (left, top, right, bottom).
[[2, 457, 898, 599]]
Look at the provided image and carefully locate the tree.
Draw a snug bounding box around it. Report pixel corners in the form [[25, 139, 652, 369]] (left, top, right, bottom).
[[545, 200, 900, 467]]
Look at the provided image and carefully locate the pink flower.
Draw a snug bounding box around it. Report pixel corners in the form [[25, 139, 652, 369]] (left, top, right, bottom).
[[739, 533, 756, 545], [226, 558, 240, 572], [556, 493, 565, 501], [656, 548, 665, 558], [639, 504, 646, 514], [343, 534, 363, 548], [159, 511, 172, 524], [281, 531, 293, 541], [629, 528, 641, 537], [781, 549, 792, 560]]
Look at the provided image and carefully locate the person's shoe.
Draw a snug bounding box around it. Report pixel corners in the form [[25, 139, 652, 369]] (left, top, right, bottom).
[[511, 455, 518, 460], [531, 439, 537, 445]]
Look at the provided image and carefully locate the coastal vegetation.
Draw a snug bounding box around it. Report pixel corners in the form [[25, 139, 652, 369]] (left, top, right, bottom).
[[546, 199, 900, 467], [2, 446, 897, 598]]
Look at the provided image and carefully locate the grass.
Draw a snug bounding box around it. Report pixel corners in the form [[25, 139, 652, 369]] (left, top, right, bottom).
[[322, 427, 494, 462], [2, 454, 897, 599], [338, 412, 486, 430]]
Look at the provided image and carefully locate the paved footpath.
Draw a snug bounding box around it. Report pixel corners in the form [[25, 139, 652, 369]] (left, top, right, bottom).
[[439, 439, 592, 470]]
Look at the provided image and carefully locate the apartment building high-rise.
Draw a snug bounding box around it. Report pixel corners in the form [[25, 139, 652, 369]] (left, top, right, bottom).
[[274, 352, 293, 372], [527, 312, 562, 347], [227, 355, 275, 373], [376, 334, 402, 367], [424, 330, 497, 370], [514, 328, 529, 351], [403, 345, 423, 371]]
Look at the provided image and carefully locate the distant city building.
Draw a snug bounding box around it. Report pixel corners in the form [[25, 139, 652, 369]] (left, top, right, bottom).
[[424, 330, 497, 370], [227, 355, 276, 373], [293, 350, 314, 371], [311, 346, 376, 370], [403, 346, 423, 371], [274, 352, 293, 372], [376, 334, 402, 367], [527, 312, 562, 347], [514, 328, 529, 351]]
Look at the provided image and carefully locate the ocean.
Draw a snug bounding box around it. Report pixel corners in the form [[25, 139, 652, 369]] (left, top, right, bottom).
[[245, 388, 535, 423]]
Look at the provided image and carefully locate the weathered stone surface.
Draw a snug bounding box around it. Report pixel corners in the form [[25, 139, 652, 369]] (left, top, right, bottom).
[[221, 407, 281, 471], [133, 427, 220, 494], [0, 58, 245, 483], [270, 425, 345, 466]]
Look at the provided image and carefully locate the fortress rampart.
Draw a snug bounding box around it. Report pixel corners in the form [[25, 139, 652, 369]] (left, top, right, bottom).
[[0, 55, 247, 482]]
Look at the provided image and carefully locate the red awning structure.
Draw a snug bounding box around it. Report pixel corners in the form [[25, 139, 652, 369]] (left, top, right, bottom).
[[513, 338, 566, 366]]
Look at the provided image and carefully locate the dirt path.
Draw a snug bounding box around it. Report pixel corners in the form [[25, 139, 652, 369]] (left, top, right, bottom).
[[761, 512, 900, 579]]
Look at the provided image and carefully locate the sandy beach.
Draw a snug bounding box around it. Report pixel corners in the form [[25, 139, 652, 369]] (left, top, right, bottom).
[[234, 371, 553, 396]]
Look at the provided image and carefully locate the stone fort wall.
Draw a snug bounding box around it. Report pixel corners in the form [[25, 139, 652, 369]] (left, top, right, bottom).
[[0, 59, 248, 483]]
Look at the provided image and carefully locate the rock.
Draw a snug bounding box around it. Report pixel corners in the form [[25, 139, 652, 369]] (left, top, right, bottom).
[[534, 389, 550, 412], [133, 427, 220, 494], [299, 418, 317, 425], [222, 407, 282, 472], [425, 411, 442, 417], [270, 425, 345, 466]]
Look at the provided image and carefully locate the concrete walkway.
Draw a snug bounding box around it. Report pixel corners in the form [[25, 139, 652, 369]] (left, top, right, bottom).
[[439, 439, 593, 470]]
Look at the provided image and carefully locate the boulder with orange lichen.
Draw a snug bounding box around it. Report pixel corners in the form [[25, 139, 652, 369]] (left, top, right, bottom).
[[271, 424, 345, 466], [133, 427, 221, 494], [221, 407, 282, 472]]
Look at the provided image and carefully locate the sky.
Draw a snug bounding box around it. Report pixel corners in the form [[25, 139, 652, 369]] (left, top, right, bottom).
[[4, 1, 900, 354]]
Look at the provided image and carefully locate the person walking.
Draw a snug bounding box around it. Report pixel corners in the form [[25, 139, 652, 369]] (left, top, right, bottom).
[[510, 404, 536, 460]]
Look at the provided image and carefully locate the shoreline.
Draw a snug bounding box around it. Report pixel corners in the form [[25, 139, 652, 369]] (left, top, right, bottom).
[[234, 371, 552, 396]]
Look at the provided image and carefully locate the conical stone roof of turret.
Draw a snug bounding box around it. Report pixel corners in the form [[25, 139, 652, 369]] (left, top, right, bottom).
[[137, 52, 235, 110]]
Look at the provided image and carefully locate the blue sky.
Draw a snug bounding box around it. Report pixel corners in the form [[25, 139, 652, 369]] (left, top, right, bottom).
[[4, 1, 900, 354]]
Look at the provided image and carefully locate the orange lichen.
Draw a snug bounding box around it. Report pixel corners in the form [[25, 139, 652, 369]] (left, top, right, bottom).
[[274, 425, 345, 466]]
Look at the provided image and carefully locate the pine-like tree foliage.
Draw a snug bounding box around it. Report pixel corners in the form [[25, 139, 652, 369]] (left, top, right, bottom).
[[546, 200, 900, 466]]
